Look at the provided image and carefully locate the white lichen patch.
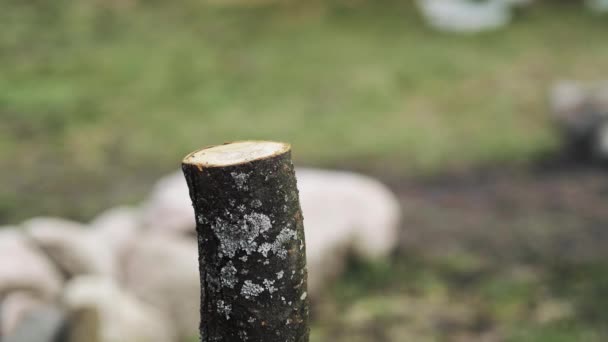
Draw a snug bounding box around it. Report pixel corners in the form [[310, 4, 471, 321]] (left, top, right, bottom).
[[254, 226, 298, 260], [257, 243, 272, 257], [276, 270, 284, 279], [271, 227, 298, 259], [212, 218, 253, 258], [244, 213, 272, 235], [220, 261, 237, 288], [241, 280, 264, 299], [263, 279, 277, 294], [251, 199, 262, 208], [211, 212, 272, 258], [217, 300, 232, 320], [231, 172, 250, 190]]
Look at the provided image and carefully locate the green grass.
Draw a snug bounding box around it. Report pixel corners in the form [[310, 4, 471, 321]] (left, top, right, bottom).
[[2, 1, 608, 222], [310, 256, 608, 341], [3, 3, 608, 340]]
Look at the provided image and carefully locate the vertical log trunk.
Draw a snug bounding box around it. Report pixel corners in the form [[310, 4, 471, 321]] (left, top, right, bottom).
[[182, 141, 309, 342]]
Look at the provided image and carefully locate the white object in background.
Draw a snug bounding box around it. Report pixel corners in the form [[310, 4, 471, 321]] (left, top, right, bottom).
[[297, 168, 402, 296], [504, 0, 534, 6], [416, 0, 512, 33], [0, 228, 63, 301], [63, 275, 177, 342], [89, 206, 141, 261], [140, 168, 401, 299], [3, 305, 65, 342], [141, 173, 196, 235], [23, 217, 117, 278], [549, 80, 588, 135], [297, 168, 401, 260], [121, 234, 199, 340], [595, 122, 608, 159], [586, 0, 608, 13], [549, 80, 608, 161], [1, 291, 46, 336]]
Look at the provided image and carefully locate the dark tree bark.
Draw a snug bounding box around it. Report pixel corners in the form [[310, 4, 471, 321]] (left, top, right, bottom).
[[182, 141, 309, 342]]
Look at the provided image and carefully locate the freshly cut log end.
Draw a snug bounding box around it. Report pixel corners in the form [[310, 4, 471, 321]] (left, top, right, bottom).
[[182, 141, 309, 342], [183, 141, 291, 168]]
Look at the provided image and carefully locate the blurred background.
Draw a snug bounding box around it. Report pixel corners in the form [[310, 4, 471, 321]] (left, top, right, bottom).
[[2, 0, 608, 341]]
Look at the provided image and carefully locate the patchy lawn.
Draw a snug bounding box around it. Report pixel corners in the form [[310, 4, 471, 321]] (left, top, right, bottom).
[[2, 1, 608, 222], [3, 2, 608, 341]]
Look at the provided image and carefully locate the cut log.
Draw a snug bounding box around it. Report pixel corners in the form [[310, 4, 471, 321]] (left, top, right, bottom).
[[182, 141, 309, 342]]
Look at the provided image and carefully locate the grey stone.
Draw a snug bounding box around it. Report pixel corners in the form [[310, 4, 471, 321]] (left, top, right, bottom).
[[0, 228, 63, 301], [586, 0, 608, 12], [1, 292, 46, 337], [3, 306, 66, 342], [89, 206, 141, 266], [141, 173, 196, 236], [121, 234, 198, 340], [297, 168, 401, 297], [549, 81, 608, 160], [63, 275, 177, 342], [23, 217, 117, 278], [138, 168, 401, 299]]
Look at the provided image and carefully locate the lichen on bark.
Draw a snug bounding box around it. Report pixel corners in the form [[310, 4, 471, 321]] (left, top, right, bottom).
[[182, 142, 309, 342]]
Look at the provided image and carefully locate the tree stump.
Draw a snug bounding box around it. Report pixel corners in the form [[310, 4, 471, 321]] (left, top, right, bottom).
[[182, 141, 309, 342]]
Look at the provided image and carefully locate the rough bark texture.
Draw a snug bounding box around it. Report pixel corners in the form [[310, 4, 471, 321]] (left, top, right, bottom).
[[182, 144, 309, 342]]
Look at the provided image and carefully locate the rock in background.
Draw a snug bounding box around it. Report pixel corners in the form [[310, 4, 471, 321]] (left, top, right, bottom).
[[416, 0, 513, 33], [23, 218, 117, 278], [586, 0, 608, 12], [0, 167, 401, 341], [139, 168, 401, 298], [2, 305, 66, 342], [62, 275, 176, 342], [89, 206, 141, 261], [121, 234, 199, 340], [1, 292, 49, 337], [296, 168, 401, 296], [549, 80, 608, 161], [141, 173, 197, 236], [0, 228, 63, 301]]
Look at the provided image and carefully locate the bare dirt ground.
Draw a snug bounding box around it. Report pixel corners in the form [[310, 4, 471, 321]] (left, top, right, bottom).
[[312, 161, 608, 341], [391, 162, 608, 263]]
